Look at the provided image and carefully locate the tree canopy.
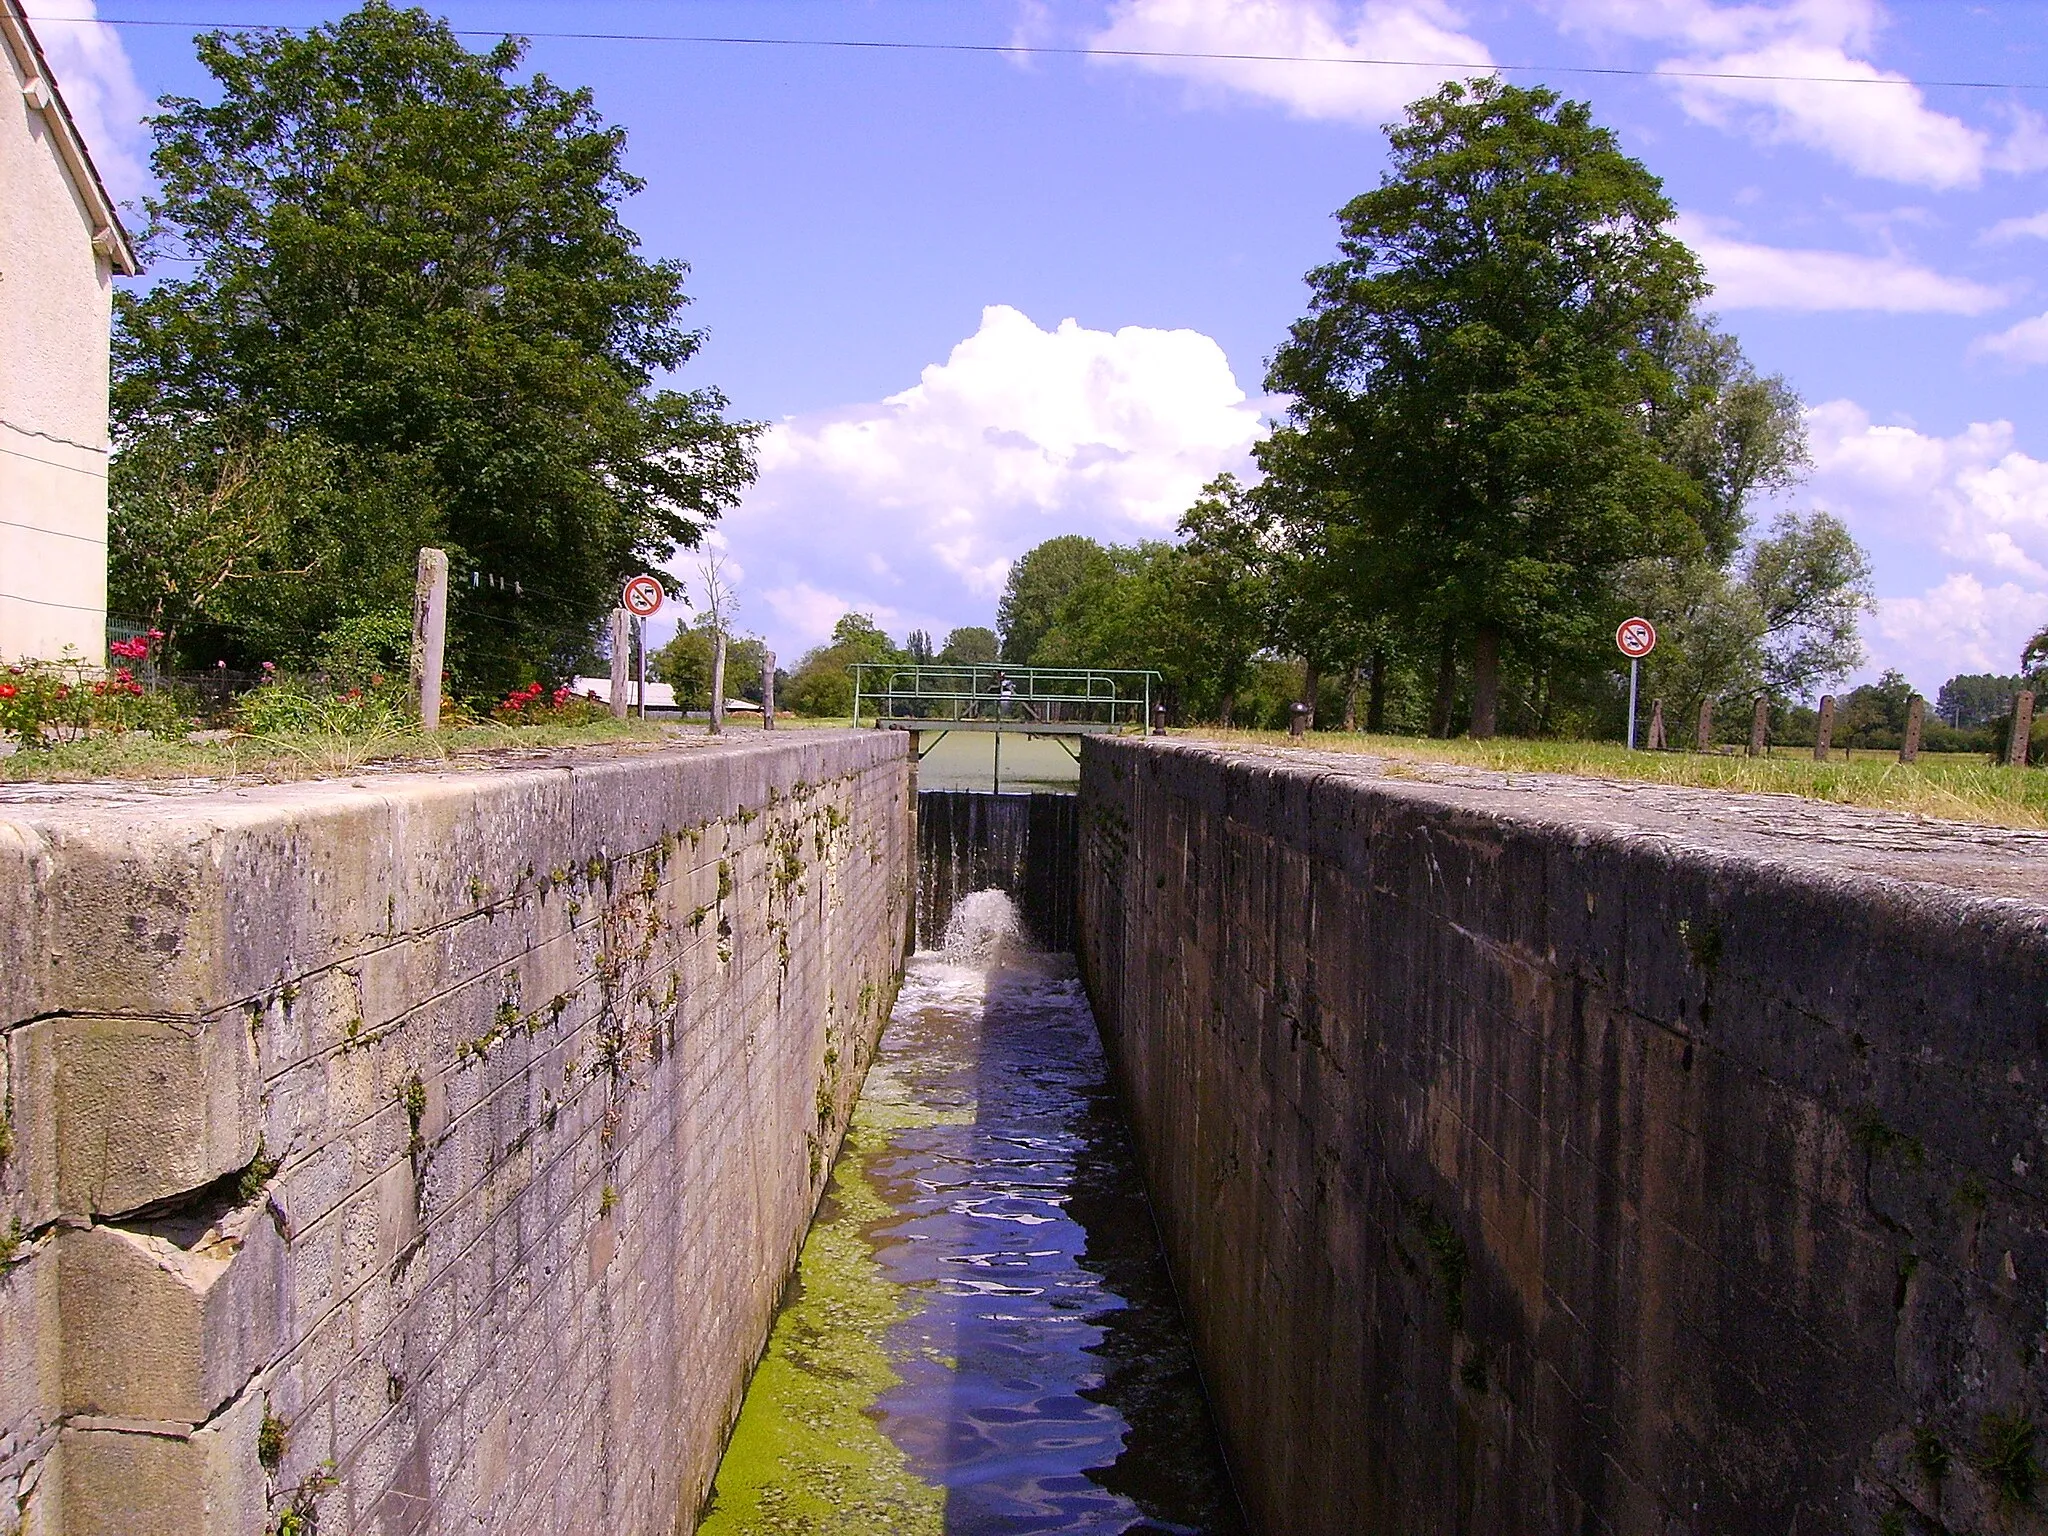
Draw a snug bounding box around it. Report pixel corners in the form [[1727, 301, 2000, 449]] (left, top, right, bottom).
[[1268, 78, 1711, 736], [110, 3, 757, 694]]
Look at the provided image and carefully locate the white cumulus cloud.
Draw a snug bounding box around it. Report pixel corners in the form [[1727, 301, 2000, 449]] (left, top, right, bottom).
[[1675, 215, 2006, 313], [713, 305, 1269, 659], [1974, 313, 2048, 368], [1087, 0, 1492, 125], [21, 0, 149, 202], [1550, 0, 1994, 189], [1800, 400, 2048, 683]]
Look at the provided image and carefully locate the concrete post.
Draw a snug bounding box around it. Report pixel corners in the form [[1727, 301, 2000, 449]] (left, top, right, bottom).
[[1813, 695, 1835, 762], [1647, 699, 1666, 751], [608, 609, 629, 720], [2009, 690, 2036, 767], [710, 633, 727, 735], [761, 651, 776, 729], [1749, 695, 1770, 757], [1289, 701, 1308, 738], [1900, 695, 1924, 764], [411, 548, 448, 732], [1696, 696, 1714, 753]]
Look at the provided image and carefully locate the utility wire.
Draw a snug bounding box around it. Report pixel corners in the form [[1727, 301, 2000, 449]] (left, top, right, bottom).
[[27, 13, 2047, 92]]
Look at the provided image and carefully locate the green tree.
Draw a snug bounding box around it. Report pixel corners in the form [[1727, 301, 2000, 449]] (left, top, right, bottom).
[[1269, 78, 1709, 738], [1651, 321, 1810, 564], [1745, 511, 1873, 698], [653, 624, 766, 709], [784, 613, 901, 717], [939, 626, 999, 664], [997, 535, 1115, 663], [1174, 477, 1278, 724], [112, 3, 758, 694], [107, 426, 344, 663]]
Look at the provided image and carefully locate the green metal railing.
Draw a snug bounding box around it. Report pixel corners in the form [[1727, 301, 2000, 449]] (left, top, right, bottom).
[[851, 664, 1159, 733]]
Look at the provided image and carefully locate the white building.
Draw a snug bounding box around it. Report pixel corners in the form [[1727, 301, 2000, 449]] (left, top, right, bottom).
[[0, 0, 136, 664]]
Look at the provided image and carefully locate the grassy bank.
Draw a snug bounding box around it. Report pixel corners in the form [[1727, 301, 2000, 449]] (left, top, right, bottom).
[[1182, 728, 2048, 831], [0, 718, 685, 784]]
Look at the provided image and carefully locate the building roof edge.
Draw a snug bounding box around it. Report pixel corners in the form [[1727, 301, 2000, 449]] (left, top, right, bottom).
[[0, 0, 140, 276]]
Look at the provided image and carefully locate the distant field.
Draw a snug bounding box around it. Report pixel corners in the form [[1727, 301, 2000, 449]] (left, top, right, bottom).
[[1180, 729, 2048, 831]]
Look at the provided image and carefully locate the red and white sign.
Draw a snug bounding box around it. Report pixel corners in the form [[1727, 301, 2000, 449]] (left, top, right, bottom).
[[622, 574, 665, 618], [1615, 616, 1657, 659]]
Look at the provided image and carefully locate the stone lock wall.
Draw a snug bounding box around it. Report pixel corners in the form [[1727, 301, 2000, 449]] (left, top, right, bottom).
[[0, 732, 912, 1536], [1079, 737, 2048, 1536]]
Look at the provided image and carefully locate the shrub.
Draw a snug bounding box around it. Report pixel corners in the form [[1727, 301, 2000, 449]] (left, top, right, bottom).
[[490, 682, 611, 727], [236, 669, 414, 736], [0, 648, 187, 747]]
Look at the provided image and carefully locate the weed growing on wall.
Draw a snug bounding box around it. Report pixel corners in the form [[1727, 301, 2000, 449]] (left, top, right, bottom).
[[1974, 1410, 2039, 1507], [1912, 1425, 1949, 1491]]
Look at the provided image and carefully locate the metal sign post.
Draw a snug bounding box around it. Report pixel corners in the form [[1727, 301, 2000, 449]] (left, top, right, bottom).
[[620, 575, 665, 723], [1615, 617, 1658, 750]]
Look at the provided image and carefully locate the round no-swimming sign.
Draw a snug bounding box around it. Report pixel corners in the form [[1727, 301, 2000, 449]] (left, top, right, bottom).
[[1615, 617, 1657, 659], [622, 574, 665, 618]]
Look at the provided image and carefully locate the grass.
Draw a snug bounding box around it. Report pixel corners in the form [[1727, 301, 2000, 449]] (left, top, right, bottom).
[[0, 718, 685, 785], [1178, 728, 2048, 830]]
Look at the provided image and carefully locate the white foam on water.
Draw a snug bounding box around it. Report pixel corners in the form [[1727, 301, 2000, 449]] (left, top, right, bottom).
[[937, 888, 1029, 967]]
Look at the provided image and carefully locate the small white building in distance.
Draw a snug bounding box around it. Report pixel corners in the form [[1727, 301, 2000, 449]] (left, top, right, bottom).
[[0, 0, 137, 664]]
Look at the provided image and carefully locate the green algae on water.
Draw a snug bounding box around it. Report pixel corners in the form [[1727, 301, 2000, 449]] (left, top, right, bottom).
[[696, 1063, 966, 1536]]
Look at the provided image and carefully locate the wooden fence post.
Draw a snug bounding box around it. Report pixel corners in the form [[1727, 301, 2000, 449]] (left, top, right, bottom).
[[2010, 690, 2036, 767], [1749, 695, 1770, 757], [1813, 695, 1835, 762], [1695, 696, 1713, 753], [1900, 695, 1924, 764], [608, 609, 629, 720], [411, 548, 448, 732], [761, 650, 776, 730], [710, 633, 727, 735], [1647, 699, 1666, 751]]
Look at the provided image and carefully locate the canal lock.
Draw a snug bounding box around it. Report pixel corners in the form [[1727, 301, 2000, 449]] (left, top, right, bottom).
[[696, 789, 1245, 1536]]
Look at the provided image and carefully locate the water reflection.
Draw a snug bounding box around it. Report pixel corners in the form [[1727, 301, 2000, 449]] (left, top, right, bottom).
[[699, 892, 1242, 1536], [868, 893, 1243, 1535]]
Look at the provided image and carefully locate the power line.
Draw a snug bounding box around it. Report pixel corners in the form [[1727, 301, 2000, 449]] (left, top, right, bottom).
[[27, 13, 2048, 93]]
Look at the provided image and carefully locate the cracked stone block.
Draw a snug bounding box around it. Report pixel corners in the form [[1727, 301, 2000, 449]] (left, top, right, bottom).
[[59, 1193, 287, 1425], [58, 1387, 266, 1536], [46, 1015, 259, 1218]]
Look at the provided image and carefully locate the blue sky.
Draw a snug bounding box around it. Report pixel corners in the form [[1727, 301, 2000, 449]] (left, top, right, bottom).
[[31, 0, 2048, 694]]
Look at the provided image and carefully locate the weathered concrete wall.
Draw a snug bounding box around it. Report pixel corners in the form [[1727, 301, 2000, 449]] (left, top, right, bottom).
[[0, 731, 913, 1535], [1079, 736, 2048, 1536]]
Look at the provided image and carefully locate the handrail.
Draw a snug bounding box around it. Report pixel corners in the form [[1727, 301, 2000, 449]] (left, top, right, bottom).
[[851, 663, 1158, 730]]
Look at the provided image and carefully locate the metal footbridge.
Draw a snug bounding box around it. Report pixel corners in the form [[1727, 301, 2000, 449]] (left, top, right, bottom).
[[850, 664, 1161, 764]]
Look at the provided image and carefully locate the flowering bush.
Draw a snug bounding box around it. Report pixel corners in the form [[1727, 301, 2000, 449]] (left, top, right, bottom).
[[491, 681, 610, 726], [109, 628, 167, 662], [0, 649, 186, 748]]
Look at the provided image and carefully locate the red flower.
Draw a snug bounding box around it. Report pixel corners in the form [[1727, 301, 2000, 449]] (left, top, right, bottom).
[[0, 685, 16, 699]]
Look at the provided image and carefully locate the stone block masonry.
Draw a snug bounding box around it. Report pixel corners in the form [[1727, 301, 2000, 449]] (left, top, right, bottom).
[[1079, 737, 2048, 1536], [0, 731, 913, 1536]]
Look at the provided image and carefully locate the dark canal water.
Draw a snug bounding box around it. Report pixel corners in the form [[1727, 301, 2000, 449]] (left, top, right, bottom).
[[698, 892, 1244, 1536]]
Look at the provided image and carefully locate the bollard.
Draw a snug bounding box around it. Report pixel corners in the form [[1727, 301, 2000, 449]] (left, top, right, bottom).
[[709, 632, 727, 735], [1695, 696, 1713, 753], [762, 650, 776, 730], [1813, 695, 1835, 762], [1647, 698, 1666, 751], [1900, 695, 1924, 764], [1153, 703, 1166, 736], [608, 608, 629, 720], [1749, 695, 1769, 757], [2010, 690, 2036, 767], [411, 548, 448, 732], [1289, 701, 1308, 738]]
